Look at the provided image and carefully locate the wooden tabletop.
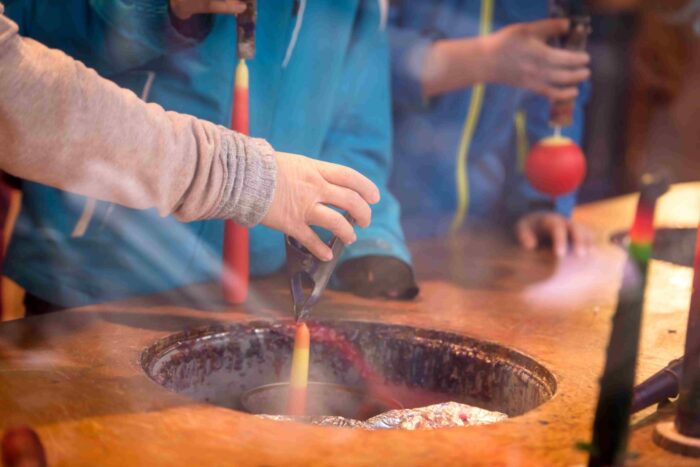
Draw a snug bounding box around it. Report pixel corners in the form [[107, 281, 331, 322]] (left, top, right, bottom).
[[2, 183, 700, 466]]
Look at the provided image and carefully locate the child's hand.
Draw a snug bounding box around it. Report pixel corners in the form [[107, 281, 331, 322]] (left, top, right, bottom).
[[170, 0, 247, 20], [485, 19, 590, 101], [515, 211, 593, 257], [261, 152, 380, 262]]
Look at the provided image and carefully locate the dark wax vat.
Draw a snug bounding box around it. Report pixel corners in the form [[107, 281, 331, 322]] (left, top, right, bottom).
[[611, 227, 697, 268], [141, 321, 556, 420]]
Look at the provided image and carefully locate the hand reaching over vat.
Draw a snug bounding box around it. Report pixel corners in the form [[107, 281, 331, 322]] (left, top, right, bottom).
[[516, 211, 593, 257], [261, 153, 380, 262], [170, 0, 247, 20], [422, 19, 590, 100], [0, 5, 379, 252]]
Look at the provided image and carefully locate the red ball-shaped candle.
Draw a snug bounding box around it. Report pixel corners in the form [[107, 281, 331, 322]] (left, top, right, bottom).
[[525, 136, 586, 197]]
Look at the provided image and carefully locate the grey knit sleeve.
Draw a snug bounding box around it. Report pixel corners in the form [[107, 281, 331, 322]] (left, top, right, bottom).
[[0, 5, 277, 226], [209, 131, 277, 226]]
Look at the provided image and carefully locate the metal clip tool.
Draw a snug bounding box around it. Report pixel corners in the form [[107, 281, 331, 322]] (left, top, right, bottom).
[[285, 213, 355, 322]]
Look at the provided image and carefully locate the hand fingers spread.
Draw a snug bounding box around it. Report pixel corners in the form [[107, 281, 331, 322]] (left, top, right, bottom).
[[205, 0, 247, 15], [317, 162, 380, 205], [547, 68, 590, 86], [308, 204, 357, 245], [528, 18, 570, 40], [322, 185, 372, 228], [516, 218, 538, 250], [294, 225, 333, 261]]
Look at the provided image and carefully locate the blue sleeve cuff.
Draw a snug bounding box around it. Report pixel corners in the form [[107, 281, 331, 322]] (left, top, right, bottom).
[[389, 26, 436, 111]]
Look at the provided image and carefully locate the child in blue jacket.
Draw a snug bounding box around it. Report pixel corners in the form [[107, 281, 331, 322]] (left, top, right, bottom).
[[389, 0, 592, 256], [4, 0, 417, 312]]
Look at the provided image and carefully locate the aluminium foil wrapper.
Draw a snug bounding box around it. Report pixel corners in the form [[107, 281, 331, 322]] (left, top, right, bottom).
[[364, 402, 507, 430], [256, 402, 507, 430], [257, 414, 365, 428]]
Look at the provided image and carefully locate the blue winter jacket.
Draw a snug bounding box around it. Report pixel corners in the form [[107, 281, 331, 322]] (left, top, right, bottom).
[[389, 0, 589, 240], [4, 0, 410, 307]]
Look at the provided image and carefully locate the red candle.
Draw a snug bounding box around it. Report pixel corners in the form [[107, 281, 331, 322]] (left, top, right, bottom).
[[222, 60, 250, 303]]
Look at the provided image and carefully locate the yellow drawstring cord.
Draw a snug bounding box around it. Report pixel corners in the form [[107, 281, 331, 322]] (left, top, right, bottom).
[[449, 0, 494, 234], [514, 110, 529, 173]]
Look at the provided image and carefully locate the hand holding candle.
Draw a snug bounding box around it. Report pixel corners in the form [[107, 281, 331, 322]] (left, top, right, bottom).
[[524, 4, 590, 200], [263, 154, 379, 262]]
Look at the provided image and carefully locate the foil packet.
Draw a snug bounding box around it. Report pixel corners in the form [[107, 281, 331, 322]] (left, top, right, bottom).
[[364, 402, 507, 430], [257, 402, 507, 430], [258, 414, 366, 428]]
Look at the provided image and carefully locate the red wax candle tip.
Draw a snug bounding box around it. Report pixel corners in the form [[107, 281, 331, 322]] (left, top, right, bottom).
[[525, 137, 586, 197]]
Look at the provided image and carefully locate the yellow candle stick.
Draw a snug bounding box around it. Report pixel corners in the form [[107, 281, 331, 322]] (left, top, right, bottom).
[[287, 322, 310, 416]]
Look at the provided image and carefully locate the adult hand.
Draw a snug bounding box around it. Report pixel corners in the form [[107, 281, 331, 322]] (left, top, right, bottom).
[[485, 19, 590, 101], [170, 0, 247, 20], [516, 211, 593, 257], [261, 152, 380, 261]]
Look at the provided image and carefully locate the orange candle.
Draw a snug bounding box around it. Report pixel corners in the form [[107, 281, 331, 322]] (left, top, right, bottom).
[[287, 322, 310, 416], [222, 59, 250, 304]]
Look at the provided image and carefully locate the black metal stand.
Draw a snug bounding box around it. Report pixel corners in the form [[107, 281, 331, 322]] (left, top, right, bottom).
[[653, 215, 700, 457]]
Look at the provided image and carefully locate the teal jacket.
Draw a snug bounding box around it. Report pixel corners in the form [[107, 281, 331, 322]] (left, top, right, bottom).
[[389, 0, 589, 239], [4, 0, 410, 307]]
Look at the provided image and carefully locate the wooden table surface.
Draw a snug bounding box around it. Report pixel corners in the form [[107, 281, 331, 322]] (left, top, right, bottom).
[[2, 183, 700, 466]]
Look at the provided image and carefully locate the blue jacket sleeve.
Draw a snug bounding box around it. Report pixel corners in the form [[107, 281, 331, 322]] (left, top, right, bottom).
[[4, 0, 208, 76], [387, 4, 435, 111], [505, 81, 590, 222], [319, 0, 412, 266]]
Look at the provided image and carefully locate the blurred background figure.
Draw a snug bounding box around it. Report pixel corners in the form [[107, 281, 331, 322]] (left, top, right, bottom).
[[389, 1, 592, 256], [388, 0, 700, 257]]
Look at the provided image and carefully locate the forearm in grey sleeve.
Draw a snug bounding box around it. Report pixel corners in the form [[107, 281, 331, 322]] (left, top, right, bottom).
[[0, 6, 276, 225]]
